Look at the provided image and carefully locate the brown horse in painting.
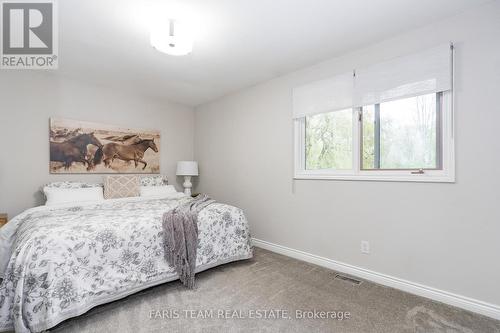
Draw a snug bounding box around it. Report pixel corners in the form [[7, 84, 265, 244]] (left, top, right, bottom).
[[93, 138, 158, 170], [50, 133, 103, 170]]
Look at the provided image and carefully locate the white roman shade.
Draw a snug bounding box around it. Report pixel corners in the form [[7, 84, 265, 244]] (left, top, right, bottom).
[[353, 43, 453, 107], [292, 72, 353, 119]]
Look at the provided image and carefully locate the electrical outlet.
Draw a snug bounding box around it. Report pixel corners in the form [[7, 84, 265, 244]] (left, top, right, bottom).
[[361, 241, 370, 254]]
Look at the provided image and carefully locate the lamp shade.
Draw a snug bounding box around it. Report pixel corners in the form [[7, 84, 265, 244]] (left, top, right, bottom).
[[176, 161, 198, 176]]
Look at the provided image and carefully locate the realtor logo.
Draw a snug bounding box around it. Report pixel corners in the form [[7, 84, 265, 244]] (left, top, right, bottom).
[[1, 0, 58, 69]]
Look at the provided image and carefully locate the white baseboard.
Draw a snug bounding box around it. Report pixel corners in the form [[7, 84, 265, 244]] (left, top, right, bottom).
[[252, 238, 500, 320]]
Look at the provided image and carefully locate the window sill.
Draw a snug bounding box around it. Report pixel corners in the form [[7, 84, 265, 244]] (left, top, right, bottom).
[[293, 173, 455, 183]]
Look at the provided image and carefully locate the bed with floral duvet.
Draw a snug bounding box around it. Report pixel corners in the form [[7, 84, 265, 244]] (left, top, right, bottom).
[[0, 193, 253, 332]]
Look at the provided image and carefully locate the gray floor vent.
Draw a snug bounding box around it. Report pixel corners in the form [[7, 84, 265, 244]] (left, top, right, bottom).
[[334, 273, 363, 285]]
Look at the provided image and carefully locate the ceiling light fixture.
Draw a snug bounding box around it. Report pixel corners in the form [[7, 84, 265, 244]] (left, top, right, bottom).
[[150, 17, 193, 56]]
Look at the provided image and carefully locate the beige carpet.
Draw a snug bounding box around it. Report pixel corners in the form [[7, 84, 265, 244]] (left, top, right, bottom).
[[51, 248, 500, 333]]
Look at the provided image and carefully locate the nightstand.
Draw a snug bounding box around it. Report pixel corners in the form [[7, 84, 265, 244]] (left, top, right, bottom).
[[0, 214, 7, 228]]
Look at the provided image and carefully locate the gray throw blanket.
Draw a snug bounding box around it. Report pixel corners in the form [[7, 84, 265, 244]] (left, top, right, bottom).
[[162, 194, 215, 288]]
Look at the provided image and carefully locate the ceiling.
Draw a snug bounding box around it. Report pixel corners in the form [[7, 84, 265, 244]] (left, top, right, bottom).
[[58, 0, 491, 106]]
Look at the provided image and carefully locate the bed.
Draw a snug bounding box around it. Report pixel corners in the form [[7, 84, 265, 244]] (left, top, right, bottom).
[[0, 192, 253, 332]]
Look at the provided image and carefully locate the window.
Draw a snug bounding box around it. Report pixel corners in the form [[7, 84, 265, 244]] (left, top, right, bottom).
[[293, 44, 455, 182], [361, 93, 441, 170], [294, 91, 454, 182]]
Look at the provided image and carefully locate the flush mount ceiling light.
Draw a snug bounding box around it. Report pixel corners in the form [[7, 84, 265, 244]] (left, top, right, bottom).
[[150, 18, 193, 56]]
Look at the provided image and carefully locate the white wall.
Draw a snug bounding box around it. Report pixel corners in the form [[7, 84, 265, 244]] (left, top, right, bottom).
[[0, 72, 194, 217], [195, 1, 500, 309]]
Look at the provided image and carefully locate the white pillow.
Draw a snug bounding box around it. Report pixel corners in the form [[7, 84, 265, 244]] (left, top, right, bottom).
[[44, 187, 104, 206], [140, 185, 177, 197]]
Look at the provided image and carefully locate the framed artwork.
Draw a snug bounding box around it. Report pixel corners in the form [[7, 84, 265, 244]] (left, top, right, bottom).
[[49, 118, 160, 174]]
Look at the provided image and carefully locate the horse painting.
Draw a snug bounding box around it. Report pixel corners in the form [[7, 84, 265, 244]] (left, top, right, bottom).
[[50, 133, 103, 171], [94, 139, 159, 170], [50, 118, 161, 174]]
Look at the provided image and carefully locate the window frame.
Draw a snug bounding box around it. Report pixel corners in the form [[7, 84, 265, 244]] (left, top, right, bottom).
[[294, 91, 455, 183]]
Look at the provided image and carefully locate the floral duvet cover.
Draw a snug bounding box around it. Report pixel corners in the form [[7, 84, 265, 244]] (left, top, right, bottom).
[[0, 194, 253, 332]]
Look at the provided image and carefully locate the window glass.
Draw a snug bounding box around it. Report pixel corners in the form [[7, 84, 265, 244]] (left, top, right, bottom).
[[361, 105, 375, 169], [362, 93, 438, 170], [305, 109, 352, 170]]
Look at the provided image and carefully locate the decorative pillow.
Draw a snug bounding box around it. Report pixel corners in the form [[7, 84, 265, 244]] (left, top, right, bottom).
[[140, 175, 168, 187], [44, 187, 104, 206], [140, 185, 177, 197], [104, 175, 140, 199], [44, 181, 103, 189]]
